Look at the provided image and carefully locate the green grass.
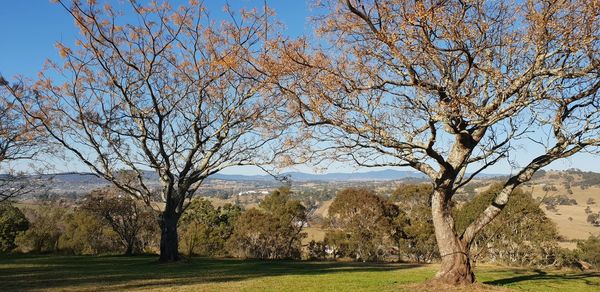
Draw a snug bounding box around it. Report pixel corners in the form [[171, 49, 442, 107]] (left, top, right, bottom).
[[0, 255, 598, 291]]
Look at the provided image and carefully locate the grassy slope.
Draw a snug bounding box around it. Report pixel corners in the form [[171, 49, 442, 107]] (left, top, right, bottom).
[[1, 255, 599, 291], [529, 183, 600, 241]]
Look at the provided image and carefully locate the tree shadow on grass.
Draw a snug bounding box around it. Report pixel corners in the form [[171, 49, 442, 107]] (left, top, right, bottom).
[[0, 254, 424, 291], [484, 269, 600, 288]]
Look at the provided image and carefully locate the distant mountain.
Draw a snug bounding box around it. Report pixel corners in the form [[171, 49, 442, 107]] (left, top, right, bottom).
[[209, 173, 276, 181], [212, 170, 510, 181], [29, 169, 426, 183], [211, 169, 426, 182], [25, 169, 510, 183], [32, 172, 108, 184]]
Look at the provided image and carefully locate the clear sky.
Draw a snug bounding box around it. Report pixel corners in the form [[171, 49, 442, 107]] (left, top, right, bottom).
[[1, 0, 599, 175]]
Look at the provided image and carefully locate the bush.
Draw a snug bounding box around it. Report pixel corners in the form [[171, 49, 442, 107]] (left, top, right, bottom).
[[455, 184, 560, 267], [0, 203, 29, 252], [323, 230, 350, 259], [13, 197, 154, 256], [16, 204, 66, 253], [58, 209, 120, 255], [328, 188, 400, 262], [81, 189, 159, 255], [391, 184, 438, 263], [227, 188, 306, 259], [551, 247, 582, 269], [587, 213, 600, 227], [179, 199, 241, 257], [306, 240, 327, 260], [578, 235, 600, 268], [542, 195, 577, 207]]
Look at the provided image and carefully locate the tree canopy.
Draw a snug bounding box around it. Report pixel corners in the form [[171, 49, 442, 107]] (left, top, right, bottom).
[[227, 188, 307, 259], [0, 203, 29, 252], [328, 188, 399, 262], [455, 183, 559, 266]]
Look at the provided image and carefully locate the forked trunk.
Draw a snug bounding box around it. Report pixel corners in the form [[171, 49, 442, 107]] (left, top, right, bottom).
[[159, 213, 180, 262], [431, 188, 475, 285]]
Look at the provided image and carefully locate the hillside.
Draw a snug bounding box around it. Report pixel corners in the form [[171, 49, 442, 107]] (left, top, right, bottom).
[[527, 170, 600, 241]]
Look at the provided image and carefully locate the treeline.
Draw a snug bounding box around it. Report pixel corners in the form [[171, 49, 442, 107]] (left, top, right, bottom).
[[1, 184, 599, 270], [0, 190, 158, 255], [0, 187, 308, 259], [565, 169, 600, 189]]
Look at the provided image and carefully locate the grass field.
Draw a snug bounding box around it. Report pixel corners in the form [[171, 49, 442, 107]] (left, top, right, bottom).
[[1, 255, 599, 291], [529, 184, 600, 241]]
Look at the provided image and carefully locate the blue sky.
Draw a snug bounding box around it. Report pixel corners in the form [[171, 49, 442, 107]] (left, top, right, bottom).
[[1, 1, 599, 175], [0, 0, 312, 79]]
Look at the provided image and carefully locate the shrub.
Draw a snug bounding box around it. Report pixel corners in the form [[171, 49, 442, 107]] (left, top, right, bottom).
[[58, 209, 120, 255], [587, 213, 600, 227], [542, 195, 577, 207], [16, 204, 66, 253], [306, 240, 327, 260], [81, 189, 159, 255], [227, 188, 306, 259], [391, 184, 438, 263], [0, 203, 29, 252], [455, 184, 560, 267], [542, 184, 558, 192], [551, 247, 582, 269], [179, 199, 241, 257], [578, 235, 600, 268], [328, 188, 397, 262], [323, 230, 350, 259]]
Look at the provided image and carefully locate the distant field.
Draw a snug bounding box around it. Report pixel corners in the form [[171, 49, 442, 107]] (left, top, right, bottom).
[[314, 199, 333, 218], [303, 227, 326, 244], [1, 255, 599, 291], [529, 183, 600, 241]]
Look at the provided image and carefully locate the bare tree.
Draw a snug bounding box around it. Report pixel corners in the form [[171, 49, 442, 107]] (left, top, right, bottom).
[[0, 77, 48, 202], [267, 0, 600, 284], [12, 0, 290, 262], [82, 186, 158, 256]]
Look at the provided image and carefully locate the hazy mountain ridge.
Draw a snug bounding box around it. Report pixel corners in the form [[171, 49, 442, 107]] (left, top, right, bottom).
[[212, 169, 427, 181], [23, 169, 510, 184]]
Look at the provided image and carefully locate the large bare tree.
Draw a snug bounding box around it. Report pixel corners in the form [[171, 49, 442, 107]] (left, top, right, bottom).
[[267, 0, 600, 284], [0, 77, 48, 202], [12, 0, 290, 262]]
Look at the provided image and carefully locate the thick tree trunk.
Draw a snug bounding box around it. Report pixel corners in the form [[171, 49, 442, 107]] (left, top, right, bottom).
[[431, 188, 475, 285], [159, 213, 180, 262], [435, 238, 474, 285], [124, 241, 134, 256]]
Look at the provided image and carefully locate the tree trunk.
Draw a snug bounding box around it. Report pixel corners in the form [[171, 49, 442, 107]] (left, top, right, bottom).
[[435, 238, 474, 285], [124, 241, 134, 256], [187, 243, 193, 258], [431, 189, 475, 285], [159, 212, 180, 262]]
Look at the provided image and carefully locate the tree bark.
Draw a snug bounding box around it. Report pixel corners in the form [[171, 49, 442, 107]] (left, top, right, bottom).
[[159, 212, 180, 262], [124, 241, 134, 256], [431, 188, 475, 285]]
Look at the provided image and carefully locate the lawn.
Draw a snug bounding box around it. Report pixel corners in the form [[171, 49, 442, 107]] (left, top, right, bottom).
[[1, 255, 599, 291]]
